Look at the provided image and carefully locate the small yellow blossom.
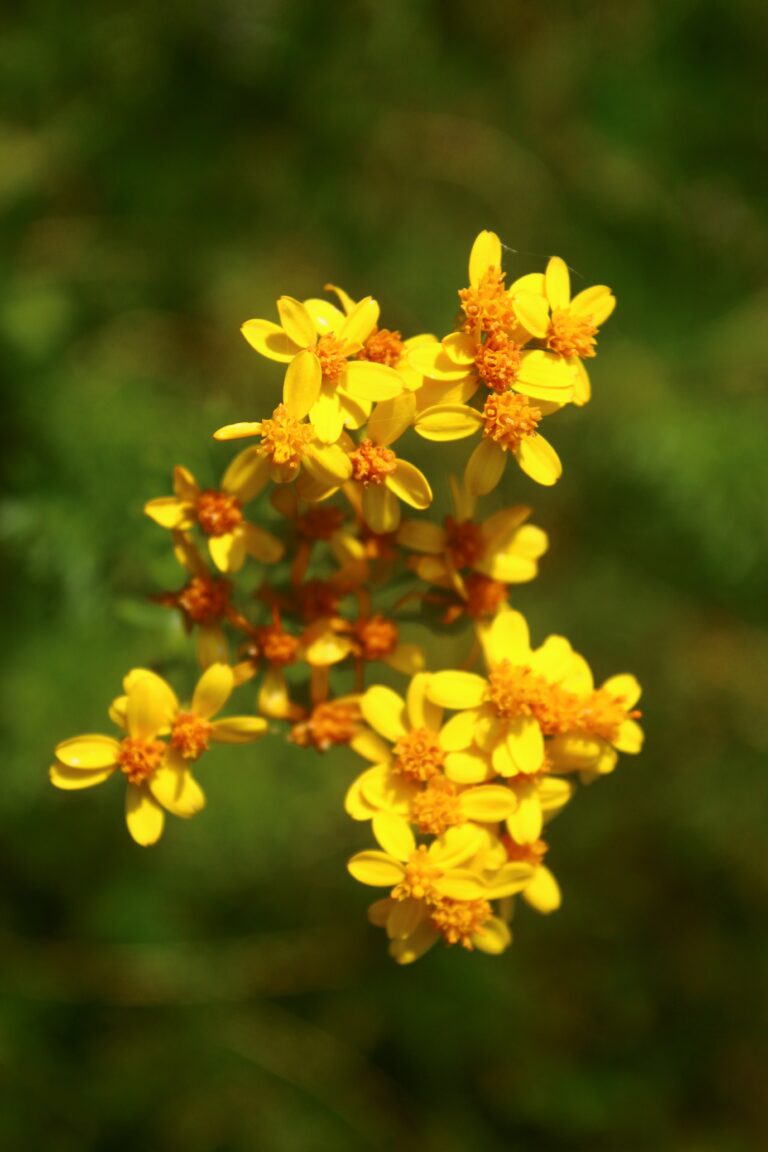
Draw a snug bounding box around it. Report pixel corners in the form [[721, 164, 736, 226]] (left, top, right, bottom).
[[543, 256, 616, 405]]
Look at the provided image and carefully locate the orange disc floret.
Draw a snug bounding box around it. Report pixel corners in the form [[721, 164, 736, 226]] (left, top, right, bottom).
[[504, 835, 549, 866], [196, 490, 243, 536], [482, 392, 542, 452], [547, 308, 598, 359], [171, 712, 212, 761], [473, 335, 523, 393], [117, 736, 166, 784], [392, 846, 443, 902], [459, 268, 515, 337], [430, 896, 492, 949], [290, 700, 361, 752], [486, 661, 579, 735], [463, 573, 508, 619], [392, 728, 445, 782], [177, 575, 232, 626], [349, 440, 397, 485], [314, 334, 348, 384], [577, 688, 641, 743], [354, 614, 398, 661], [410, 775, 462, 835], [260, 403, 314, 468], [255, 622, 300, 666], [359, 327, 405, 367], [444, 516, 485, 569]]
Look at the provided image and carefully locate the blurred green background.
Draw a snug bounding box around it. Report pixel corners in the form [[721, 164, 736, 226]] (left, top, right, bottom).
[[2, 1, 767, 1148]]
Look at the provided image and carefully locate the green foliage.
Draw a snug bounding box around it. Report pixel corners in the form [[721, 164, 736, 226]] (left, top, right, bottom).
[[2, 1, 767, 1148]]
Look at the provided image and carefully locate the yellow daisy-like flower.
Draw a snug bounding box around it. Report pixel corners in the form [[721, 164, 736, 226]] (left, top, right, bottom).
[[367, 889, 513, 964], [546, 665, 644, 781], [144, 450, 283, 574], [50, 664, 267, 846], [543, 256, 616, 405], [153, 534, 234, 669], [503, 836, 563, 915], [241, 294, 407, 442]]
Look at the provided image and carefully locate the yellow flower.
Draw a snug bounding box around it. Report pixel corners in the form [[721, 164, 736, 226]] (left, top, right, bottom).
[[367, 889, 513, 964], [546, 668, 644, 781], [459, 230, 552, 340], [50, 665, 267, 846], [153, 534, 233, 668], [503, 836, 563, 914], [241, 294, 408, 442], [144, 450, 283, 574], [543, 256, 616, 405]]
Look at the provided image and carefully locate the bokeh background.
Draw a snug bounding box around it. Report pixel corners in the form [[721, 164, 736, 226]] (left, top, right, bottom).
[[2, 2, 767, 1148]]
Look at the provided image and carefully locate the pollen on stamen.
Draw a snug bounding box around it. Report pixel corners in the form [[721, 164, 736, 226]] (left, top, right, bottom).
[[117, 736, 166, 784], [486, 660, 578, 735], [196, 490, 243, 536], [349, 439, 397, 485], [314, 334, 348, 384], [171, 712, 212, 761], [259, 403, 314, 469], [473, 335, 523, 393], [547, 308, 598, 359], [392, 728, 445, 782], [482, 392, 542, 452], [358, 327, 405, 367], [410, 775, 462, 834], [392, 845, 443, 903], [354, 614, 399, 661], [458, 268, 516, 337], [177, 575, 232, 625], [289, 700, 362, 752], [256, 623, 301, 666], [430, 896, 493, 949]]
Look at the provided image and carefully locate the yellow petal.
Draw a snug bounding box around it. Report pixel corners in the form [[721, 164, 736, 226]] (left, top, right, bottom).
[[49, 763, 115, 790], [602, 674, 642, 710], [570, 284, 615, 325], [345, 774, 378, 820], [464, 438, 506, 497], [360, 765, 414, 814], [386, 897, 426, 940], [473, 916, 511, 955], [545, 256, 571, 309], [362, 484, 401, 533], [309, 386, 345, 443], [538, 776, 575, 814], [484, 861, 534, 898], [506, 716, 545, 774], [350, 728, 393, 764], [512, 290, 549, 338], [406, 672, 442, 732], [242, 523, 284, 564], [505, 783, 542, 842], [385, 644, 425, 675], [144, 497, 194, 530], [209, 716, 268, 743], [389, 921, 438, 964], [515, 433, 562, 486], [127, 676, 175, 741], [301, 297, 346, 333], [413, 404, 483, 442], [460, 784, 516, 822], [614, 718, 644, 754], [192, 662, 234, 719], [444, 750, 492, 784], [469, 230, 502, 287], [547, 733, 603, 770], [439, 710, 479, 752], [241, 318, 298, 362], [208, 530, 247, 573], [173, 465, 199, 502], [408, 342, 471, 381], [347, 850, 404, 887], [480, 608, 530, 667], [368, 896, 394, 926], [221, 447, 270, 502], [427, 671, 487, 710], [387, 461, 432, 509], [257, 666, 293, 720], [344, 360, 405, 402], [361, 685, 407, 742], [338, 296, 380, 345], [573, 359, 591, 406], [397, 519, 445, 554], [283, 348, 323, 418], [430, 823, 484, 869], [436, 870, 488, 901], [55, 734, 120, 770], [523, 865, 561, 913], [515, 350, 575, 401], [442, 331, 476, 365], [213, 422, 263, 442], [276, 296, 316, 348], [149, 754, 206, 817], [366, 393, 416, 446], [324, 283, 357, 316], [304, 442, 352, 485], [508, 272, 545, 296], [372, 812, 416, 861], [125, 783, 165, 846]]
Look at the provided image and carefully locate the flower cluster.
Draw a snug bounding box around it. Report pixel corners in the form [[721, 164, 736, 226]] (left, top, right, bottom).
[[51, 230, 640, 962]]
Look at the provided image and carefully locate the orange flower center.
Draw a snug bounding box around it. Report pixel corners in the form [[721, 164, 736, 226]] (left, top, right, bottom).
[[314, 334, 348, 384], [464, 572, 508, 618], [354, 614, 398, 661], [547, 308, 598, 359], [256, 624, 300, 666], [260, 403, 314, 468], [444, 516, 485, 569], [296, 505, 345, 540], [359, 327, 405, 367], [392, 727, 445, 782], [177, 575, 231, 625], [482, 392, 541, 452], [459, 267, 515, 337], [117, 736, 165, 784], [410, 775, 462, 835], [504, 835, 549, 866], [430, 897, 492, 949], [196, 490, 243, 536], [392, 846, 443, 903], [577, 688, 637, 743], [290, 700, 361, 752], [171, 711, 212, 761], [487, 661, 637, 742], [473, 335, 523, 393], [349, 439, 397, 485]]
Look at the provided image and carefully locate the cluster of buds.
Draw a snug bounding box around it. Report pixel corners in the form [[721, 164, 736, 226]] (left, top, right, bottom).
[[51, 231, 642, 962]]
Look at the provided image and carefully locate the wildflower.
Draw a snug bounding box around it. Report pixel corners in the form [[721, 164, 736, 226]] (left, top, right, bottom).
[[50, 665, 266, 845], [240, 295, 408, 442], [152, 535, 234, 667], [547, 670, 644, 780], [289, 697, 362, 752], [367, 890, 513, 964], [145, 450, 283, 574], [343, 406, 433, 533], [543, 256, 615, 405], [503, 836, 562, 914]]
